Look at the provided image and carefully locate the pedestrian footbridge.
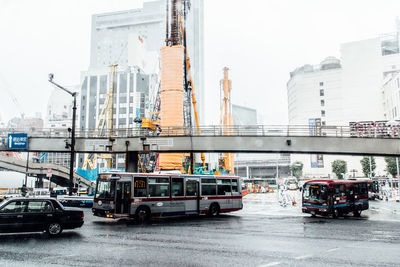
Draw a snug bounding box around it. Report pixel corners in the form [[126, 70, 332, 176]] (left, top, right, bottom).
[[0, 154, 92, 187], [0, 125, 399, 156]]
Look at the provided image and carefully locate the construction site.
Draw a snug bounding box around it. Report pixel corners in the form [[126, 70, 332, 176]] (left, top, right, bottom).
[[76, 0, 236, 180]]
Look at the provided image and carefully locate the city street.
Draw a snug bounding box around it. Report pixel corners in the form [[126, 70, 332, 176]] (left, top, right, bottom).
[[0, 193, 400, 267]]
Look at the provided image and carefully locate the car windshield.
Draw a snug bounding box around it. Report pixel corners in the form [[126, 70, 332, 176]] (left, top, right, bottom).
[[0, 199, 11, 209], [303, 184, 328, 202], [95, 180, 115, 199]]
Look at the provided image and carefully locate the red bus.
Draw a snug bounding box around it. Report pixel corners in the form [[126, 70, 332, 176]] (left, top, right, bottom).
[[92, 172, 243, 222], [302, 180, 369, 218]]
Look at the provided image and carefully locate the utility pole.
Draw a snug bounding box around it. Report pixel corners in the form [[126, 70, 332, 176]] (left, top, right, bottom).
[[276, 157, 279, 179], [48, 74, 77, 196], [24, 152, 29, 186], [369, 156, 372, 178], [396, 157, 399, 201], [108, 64, 118, 169]]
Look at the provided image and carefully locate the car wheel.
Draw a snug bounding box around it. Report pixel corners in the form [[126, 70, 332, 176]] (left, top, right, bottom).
[[332, 209, 339, 218], [47, 222, 63, 236], [208, 203, 220, 217], [135, 206, 150, 223]]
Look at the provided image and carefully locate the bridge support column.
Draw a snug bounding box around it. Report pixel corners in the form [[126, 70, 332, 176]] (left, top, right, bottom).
[[35, 177, 44, 188], [125, 151, 139, 172]]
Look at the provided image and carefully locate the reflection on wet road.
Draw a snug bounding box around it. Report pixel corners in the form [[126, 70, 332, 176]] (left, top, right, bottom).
[[0, 193, 400, 266]]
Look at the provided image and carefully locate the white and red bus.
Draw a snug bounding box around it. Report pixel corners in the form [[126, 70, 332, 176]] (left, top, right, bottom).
[[92, 172, 243, 222]]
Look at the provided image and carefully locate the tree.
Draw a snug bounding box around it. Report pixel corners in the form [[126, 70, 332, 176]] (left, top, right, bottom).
[[360, 156, 376, 177], [384, 157, 398, 177], [290, 161, 303, 179], [332, 159, 347, 179]]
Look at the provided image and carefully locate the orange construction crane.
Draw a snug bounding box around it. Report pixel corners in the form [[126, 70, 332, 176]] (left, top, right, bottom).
[[219, 67, 234, 174]]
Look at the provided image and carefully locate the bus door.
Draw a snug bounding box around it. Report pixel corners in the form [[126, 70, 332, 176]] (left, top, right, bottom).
[[115, 180, 132, 214], [333, 184, 347, 211], [185, 178, 200, 215]]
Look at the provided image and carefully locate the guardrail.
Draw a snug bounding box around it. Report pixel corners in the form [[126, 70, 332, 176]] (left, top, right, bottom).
[[0, 125, 399, 139]]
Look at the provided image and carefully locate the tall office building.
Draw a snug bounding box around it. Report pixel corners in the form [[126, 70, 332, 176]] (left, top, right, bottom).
[[78, 67, 150, 169], [287, 22, 400, 178]]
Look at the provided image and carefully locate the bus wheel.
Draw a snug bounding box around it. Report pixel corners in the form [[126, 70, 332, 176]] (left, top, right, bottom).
[[353, 210, 361, 217], [208, 203, 220, 217], [332, 209, 339, 218], [135, 206, 150, 223]]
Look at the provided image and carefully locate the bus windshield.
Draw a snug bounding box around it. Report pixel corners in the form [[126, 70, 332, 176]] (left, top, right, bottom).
[[303, 184, 327, 202], [95, 180, 115, 199], [368, 182, 379, 193]]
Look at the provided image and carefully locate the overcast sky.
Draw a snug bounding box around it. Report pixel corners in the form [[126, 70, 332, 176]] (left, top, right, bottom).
[[0, 0, 399, 125]]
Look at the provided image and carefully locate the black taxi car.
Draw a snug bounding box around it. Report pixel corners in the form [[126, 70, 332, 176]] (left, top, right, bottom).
[[0, 197, 84, 236]]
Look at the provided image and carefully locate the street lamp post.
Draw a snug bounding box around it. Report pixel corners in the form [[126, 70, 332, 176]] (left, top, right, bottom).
[[48, 74, 77, 196]]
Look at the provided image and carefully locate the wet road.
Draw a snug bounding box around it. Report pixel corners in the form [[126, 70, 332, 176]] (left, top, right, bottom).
[[1, 193, 400, 267]]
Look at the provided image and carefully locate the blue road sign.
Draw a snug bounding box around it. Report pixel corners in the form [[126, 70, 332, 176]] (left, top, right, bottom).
[[7, 133, 28, 150]]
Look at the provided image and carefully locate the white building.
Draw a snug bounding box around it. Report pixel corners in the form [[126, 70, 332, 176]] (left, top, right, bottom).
[[383, 71, 400, 120], [288, 57, 343, 126], [287, 25, 400, 178]]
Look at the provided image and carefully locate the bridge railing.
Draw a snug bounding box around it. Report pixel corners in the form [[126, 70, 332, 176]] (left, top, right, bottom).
[[0, 124, 398, 139]]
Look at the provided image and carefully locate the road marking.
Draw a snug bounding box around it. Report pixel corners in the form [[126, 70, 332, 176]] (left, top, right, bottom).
[[326, 247, 340, 253], [259, 261, 282, 266], [295, 254, 312, 260]]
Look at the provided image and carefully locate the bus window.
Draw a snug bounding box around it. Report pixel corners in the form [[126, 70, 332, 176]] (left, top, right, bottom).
[[359, 183, 367, 194], [231, 179, 238, 192], [303, 184, 327, 202], [172, 178, 184, 196], [148, 177, 169, 197], [186, 180, 198, 196], [353, 183, 360, 194], [95, 180, 115, 199], [334, 184, 346, 197], [201, 179, 216, 196], [134, 177, 147, 197], [217, 179, 231, 195]]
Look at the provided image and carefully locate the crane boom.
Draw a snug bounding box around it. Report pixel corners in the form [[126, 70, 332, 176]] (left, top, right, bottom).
[[178, 6, 206, 167]]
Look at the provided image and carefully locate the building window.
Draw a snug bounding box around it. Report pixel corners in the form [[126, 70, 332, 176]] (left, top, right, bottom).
[[320, 89, 324, 97], [321, 110, 325, 117], [321, 100, 325, 106], [319, 82, 324, 86], [322, 121, 326, 126]]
